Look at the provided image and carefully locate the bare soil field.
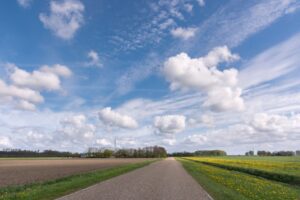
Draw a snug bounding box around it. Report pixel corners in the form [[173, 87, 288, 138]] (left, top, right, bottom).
[[0, 158, 151, 187]]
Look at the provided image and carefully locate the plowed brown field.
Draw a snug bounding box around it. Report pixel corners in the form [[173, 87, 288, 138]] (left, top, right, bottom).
[[0, 158, 150, 187]]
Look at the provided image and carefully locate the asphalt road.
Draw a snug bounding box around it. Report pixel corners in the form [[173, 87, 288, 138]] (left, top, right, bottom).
[[57, 158, 212, 200]]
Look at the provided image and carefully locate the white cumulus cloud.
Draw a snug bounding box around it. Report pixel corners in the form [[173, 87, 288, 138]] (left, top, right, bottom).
[[10, 64, 71, 91], [98, 107, 138, 129], [0, 63, 71, 111], [154, 115, 186, 135], [16, 100, 36, 111], [249, 113, 300, 134], [162, 138, 177, 146], [17, 0, 32, 8], [171, 27, 198, 40], [96, 138, 112, 147], [163, 46, 244, 112], [59, 114, 96, 141], [197, 0, 205, 7], [0, 136, 12, 148], [204, 86, 244, 112], [39, 0, 85, 40], [85, 50, 102, 67], [183, 112, 300, 149], [184, 3, 193, 12], [40, 64, 72, 78], [188, 114, 214, 127], [184, 134, 207, 145], [0, 79, 44, 104]]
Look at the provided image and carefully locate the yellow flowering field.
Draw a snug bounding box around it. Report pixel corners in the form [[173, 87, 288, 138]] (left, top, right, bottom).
[[178, 158, 300, 200], [184, 156, 300, 184]]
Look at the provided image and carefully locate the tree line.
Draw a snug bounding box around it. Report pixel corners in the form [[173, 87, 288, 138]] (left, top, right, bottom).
[[0, 146, 167, 158], [0, 149, 81, 157], [86, 146, 167, 158], [245, 150, 300, 156], [4, 148, 297, 158], [170, 150, 227, 157]]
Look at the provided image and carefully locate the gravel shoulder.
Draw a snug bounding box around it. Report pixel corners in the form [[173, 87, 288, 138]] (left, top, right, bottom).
[[57, 157, 212, 200]]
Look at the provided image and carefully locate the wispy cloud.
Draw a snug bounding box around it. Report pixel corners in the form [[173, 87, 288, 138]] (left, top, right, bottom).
[[239, 32, 300, 89], [3, 0, 300, 153], [110, 0, 194, 51], [189, 0, 299, 52], [114, 1, 299, 96], [115, 53, 161, 95]]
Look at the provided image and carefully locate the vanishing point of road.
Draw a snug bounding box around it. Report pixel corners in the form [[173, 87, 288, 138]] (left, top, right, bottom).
[[57, 158, 212, 200]]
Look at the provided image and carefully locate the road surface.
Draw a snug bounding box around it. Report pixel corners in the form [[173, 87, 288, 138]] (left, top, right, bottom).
[[57, 158, 212, 200]]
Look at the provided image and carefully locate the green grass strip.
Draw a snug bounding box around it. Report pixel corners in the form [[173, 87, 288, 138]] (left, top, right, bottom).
[[177, 158, 300, 200], [0, 160, 156, 200], [183, 157, 300, 185]]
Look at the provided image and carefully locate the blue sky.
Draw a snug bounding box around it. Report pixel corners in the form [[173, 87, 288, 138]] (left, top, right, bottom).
[[1, 0, 300, 154]]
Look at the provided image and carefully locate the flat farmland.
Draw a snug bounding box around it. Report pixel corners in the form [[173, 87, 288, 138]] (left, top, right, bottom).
[[178, 157, 300, 200], [0, 158, 150, 187], [184, 156, 300, 185]]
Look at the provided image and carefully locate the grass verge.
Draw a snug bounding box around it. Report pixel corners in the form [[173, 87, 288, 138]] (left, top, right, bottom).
[[0, 160, 156, 200], [177, 158, 300, 200]]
